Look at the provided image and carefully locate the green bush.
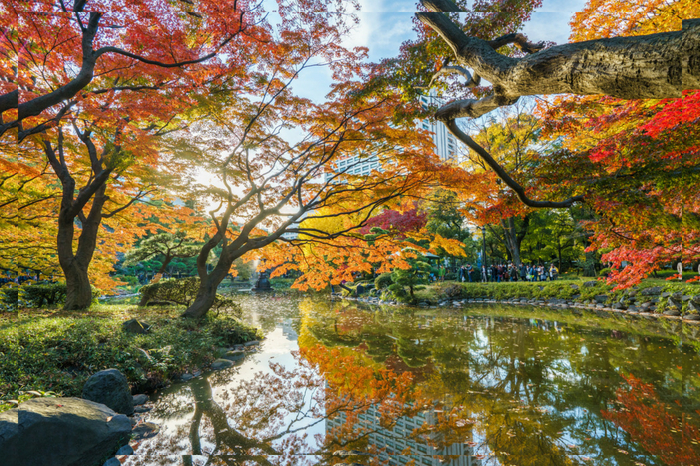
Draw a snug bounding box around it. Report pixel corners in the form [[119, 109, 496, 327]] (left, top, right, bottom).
[[0, 287, 19, 311], [375, 273, 393, 290], [1, 283, 99, 310], [19, 283, 67, 308], [140, 277, 242, 317]]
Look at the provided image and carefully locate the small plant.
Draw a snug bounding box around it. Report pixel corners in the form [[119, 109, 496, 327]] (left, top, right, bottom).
[[139, 277, 241, 317], [388, 252, 431, 304], [374, 273, 393, 290]]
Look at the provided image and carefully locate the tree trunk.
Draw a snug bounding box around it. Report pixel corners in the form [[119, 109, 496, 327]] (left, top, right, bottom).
[[501, 217, 522, 266], [181, 261, 229, 319], [56, 184, 107, 310], [63, 262, 93, 310]]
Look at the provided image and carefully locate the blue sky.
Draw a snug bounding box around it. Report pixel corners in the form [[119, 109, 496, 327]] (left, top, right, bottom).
[[292, 0, 589, 102]]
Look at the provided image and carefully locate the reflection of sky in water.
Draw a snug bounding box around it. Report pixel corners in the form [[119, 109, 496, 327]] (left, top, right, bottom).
[[124, 295, 700, 466]]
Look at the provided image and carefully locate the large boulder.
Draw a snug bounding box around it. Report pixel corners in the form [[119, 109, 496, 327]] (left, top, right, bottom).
[[0, 397, 131, 466], [82, 369, 134, 415]]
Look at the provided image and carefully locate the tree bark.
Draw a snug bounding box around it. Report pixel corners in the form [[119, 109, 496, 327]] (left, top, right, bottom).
[[181, 259, 230, 319], [417, 6, 697, 104], [57, 184, 106, 310]]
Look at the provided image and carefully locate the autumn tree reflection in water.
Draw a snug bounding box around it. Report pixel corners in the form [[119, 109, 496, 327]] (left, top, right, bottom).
[[126, 297, 700, 466]]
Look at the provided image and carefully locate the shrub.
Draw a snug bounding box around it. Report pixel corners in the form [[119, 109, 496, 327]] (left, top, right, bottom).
[[375, 273, 393, 290], [0, 287, 19, 311], [139, 277, 242, 317], [1, 283, 99, 310], [19, 283, 67, 308]]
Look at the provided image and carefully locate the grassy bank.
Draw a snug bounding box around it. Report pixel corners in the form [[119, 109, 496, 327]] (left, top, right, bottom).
[[367, 278, 700, 314], [0, 304, 261, 412]]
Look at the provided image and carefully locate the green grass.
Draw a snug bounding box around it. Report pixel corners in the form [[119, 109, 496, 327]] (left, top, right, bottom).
[[406, 277, 699, 306], [0, 303, 262, 412]]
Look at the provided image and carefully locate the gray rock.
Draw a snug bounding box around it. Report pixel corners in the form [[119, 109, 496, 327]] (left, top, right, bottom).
[[668, 298, 682, 309], [683, 314, 700, 321], [594, 294, 609, 303], [628, 289, 637, 297], [583, 281, 598, 287], [133, 406, 151, 413], [132, 394, 149, 406], [223, 350, 245, 360], [103, 458, 121, 466], [131, 421, 160, 440], [122, 319, 150, 334], [0, 397, 131, 466], [180, 373, 194, 382], [641, 286, 662, 296], [244, 340, 261, 347], [663, 309, 681, 317], [661, 292, 671, 298], [211, 359, 234, 370], [116, 444, 134, 455], [82, 369, 133, 416], [570, 284, 579, 290], [689, 301, 700, 313]]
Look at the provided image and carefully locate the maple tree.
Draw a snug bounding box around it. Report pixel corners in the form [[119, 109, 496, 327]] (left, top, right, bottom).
[[181, 73, 438, 317], [376, 0, 699, 286], [534, 0, 700, 285], [2, 0, 266, 138]]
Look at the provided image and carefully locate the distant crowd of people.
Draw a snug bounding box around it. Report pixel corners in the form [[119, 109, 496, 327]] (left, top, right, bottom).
[[430, 262, 559, 283]]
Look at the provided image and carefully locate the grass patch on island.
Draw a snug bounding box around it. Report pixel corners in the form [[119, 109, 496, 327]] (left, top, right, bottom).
[[0, 303, 261, 412]]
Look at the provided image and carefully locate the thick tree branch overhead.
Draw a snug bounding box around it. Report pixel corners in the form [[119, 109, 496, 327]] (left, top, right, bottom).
[[415, 0, 699, 209], [418, 8, 695, 101]]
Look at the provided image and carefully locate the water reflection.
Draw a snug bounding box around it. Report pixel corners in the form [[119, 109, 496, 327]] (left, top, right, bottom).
[[125, 296, 700, 466]]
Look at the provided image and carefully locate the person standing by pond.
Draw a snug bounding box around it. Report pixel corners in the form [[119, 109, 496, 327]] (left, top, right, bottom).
[[438, 265, 445, 282], [549, 264, 558, 281]]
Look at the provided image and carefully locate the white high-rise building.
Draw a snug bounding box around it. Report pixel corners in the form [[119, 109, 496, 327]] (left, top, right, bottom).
[[326, 92, 465, 183], [418, 92, 462, 163]]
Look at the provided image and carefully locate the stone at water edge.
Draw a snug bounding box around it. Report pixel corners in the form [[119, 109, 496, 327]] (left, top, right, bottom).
[[103, 458, 120, 466], [132, 394, 149, 406], [663, 309, 682, 317], [211, 358, 234, 370], [223, 350, 245, 360], [0, 397, 131, 466], [82, 369, 134, 415], [116, 444, 134, 455], [131, 421, 160, 441]]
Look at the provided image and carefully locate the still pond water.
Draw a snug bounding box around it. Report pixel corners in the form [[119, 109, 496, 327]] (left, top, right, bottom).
[[126, 294, 700, 466]]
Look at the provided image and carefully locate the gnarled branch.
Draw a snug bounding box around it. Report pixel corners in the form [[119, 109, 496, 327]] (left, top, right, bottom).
[[441, 118, 584, 208]]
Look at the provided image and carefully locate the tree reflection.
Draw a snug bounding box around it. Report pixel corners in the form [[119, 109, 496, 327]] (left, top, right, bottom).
[[603, 374, 700, 466], [127, 299, 700, 466]]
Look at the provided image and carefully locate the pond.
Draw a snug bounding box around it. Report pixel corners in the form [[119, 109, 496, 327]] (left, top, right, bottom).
[[125, 294, 700, 466]]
